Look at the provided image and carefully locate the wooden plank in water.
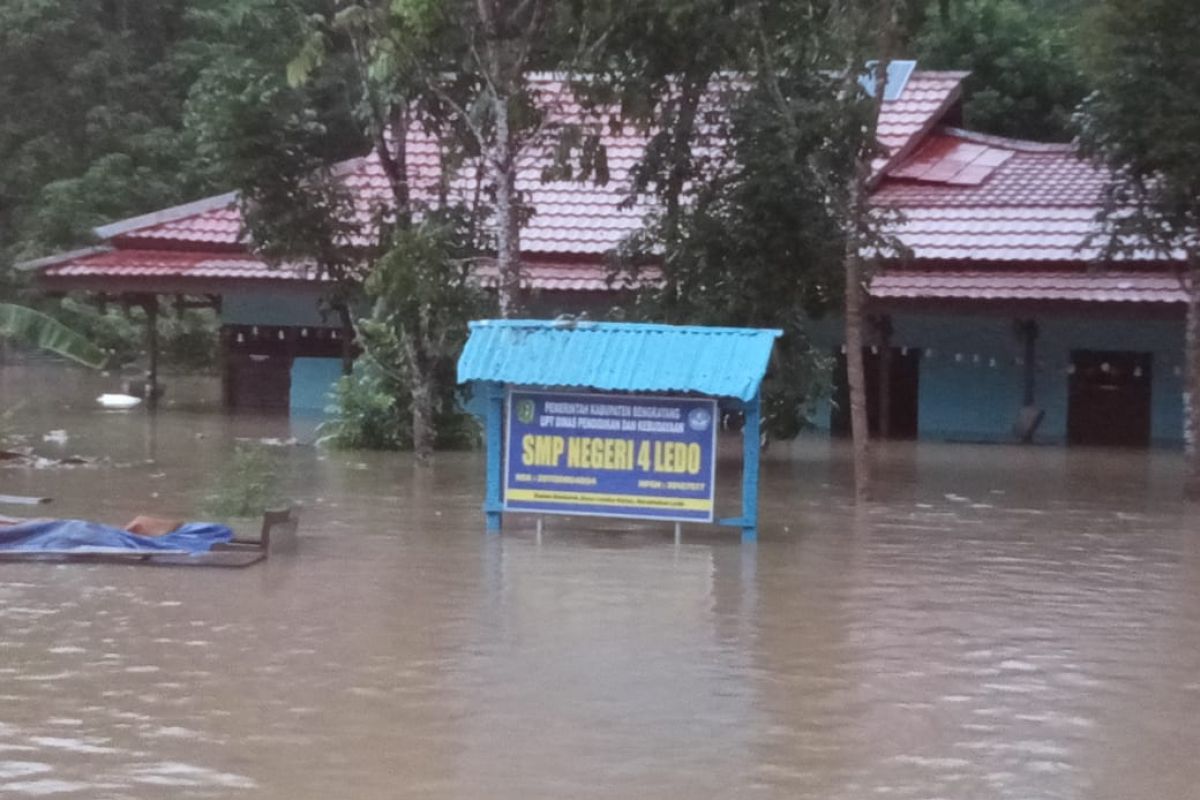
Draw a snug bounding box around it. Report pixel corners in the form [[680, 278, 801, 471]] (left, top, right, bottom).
[[0, 550, 266, 568], [0, 494, 51, 506]]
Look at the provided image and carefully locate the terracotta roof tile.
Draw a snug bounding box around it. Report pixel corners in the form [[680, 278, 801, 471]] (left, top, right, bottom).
[[871, 128, 1145, 262], [103, 72, 963, 257], [44, 250, 308, 281], [43, 249, 635, 291], [870, 270, 1187, 303]]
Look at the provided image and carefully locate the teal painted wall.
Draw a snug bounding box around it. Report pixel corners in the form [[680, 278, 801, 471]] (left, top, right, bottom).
[[222, 289, 334, 328], [806, 312, 1185, 447], [290, 357, 343, 413]]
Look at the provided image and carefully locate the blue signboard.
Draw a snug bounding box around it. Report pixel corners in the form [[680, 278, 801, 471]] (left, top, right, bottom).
[[504, 389, 718, 522]]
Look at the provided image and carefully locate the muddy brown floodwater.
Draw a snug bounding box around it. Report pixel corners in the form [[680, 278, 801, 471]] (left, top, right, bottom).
[[2, 364, 1200, 799]]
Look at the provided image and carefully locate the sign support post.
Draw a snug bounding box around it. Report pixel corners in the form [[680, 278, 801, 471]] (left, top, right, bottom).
[[740, 392, 762, 543], [484, 381, 504, 533]]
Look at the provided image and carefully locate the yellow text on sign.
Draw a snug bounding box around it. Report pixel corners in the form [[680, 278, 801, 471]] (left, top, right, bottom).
[[521, 435, 701, 475]]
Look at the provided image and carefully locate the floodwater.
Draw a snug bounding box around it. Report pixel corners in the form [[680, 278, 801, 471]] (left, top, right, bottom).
[[2, 364, 1200, 799]]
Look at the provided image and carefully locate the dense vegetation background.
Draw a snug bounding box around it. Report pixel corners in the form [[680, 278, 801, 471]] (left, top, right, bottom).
[[0, 0, 1093, 286]]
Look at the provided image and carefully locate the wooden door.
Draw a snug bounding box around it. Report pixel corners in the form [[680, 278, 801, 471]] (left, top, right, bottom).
[[227, 353, 291, 411], [831, 347, 921, 439], [1067, 350, 1152, 447]]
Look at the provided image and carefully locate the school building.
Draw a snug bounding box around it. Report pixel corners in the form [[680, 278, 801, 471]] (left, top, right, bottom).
[[25, 66, 1188, 446]]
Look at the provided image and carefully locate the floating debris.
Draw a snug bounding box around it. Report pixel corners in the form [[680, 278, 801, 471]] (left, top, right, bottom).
[[96, 393, 142, 410], [41, 430, 69, 445]]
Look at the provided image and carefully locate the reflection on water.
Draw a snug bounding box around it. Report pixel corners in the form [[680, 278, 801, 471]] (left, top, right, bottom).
[[2, 365, 1199, 799]]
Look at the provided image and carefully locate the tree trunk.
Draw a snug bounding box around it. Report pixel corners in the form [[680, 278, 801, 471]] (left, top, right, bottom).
[[492, 95, 521, 318], [844, 248, 871, 502], [662, 75, 706, 241], [1185, 271, 1200, 499], [411, 364, 436, 466]]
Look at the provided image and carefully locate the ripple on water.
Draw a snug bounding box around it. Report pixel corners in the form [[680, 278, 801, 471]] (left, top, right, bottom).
[[123, 762, 256, 790], [27, 737, 119, 755], [1, 780, 93, 796], [0, 762, 53, 780]]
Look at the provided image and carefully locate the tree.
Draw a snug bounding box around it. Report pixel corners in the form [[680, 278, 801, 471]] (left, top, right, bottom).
[[418, 0, 616, 317], [0, 0, 221, 262], [914, 0, 1090, 142], [1076, 0, 1200, 497], [832, 1, 908, 503], [356, 219, 489, 456], [193, 0, 495, 461], [599, 1, 906, 501], [603, 0, 850, 441]]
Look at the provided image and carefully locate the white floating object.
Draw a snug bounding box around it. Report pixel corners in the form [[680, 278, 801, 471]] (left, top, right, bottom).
[[42, 429, 69, 444], [97, 393, 142, 410]]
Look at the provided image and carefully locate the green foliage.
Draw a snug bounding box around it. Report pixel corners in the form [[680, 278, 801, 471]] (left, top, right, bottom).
[[187, 61, 364, 283], [199, 444, 284, 519], [159, 308, 221, 371], [0, 1, 213, 257], [605, 0, 895, 440], [53, 297, 142, 365], [1076, 0, 1200, 258], [318, 358, 408, 451], [914, 0, 1091, 141], [52, 297, 218, 371], [0, 0, 361, 286], [317, 217, 488, 453], [0, 302, 107, 368]]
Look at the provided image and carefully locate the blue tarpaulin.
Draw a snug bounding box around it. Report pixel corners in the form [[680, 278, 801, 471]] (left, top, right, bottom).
[[0, 519, 233, 555]]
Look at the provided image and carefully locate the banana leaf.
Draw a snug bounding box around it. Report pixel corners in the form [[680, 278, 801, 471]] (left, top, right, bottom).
[[0, 303, 107, 369]]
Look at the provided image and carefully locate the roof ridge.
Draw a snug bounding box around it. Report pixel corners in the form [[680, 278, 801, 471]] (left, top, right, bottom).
[[93, 191, 238, 240], [470, 319, 782, 336], [907, 70, 971, 80], [939, 126, 1077, 154]]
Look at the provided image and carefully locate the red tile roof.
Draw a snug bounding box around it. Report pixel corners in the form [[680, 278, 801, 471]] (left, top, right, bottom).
[[872, 128, 1141, 263], [116, 205, 245, 248], [870, 270, 1187, 304], [41, 249, 635, 292], [44, 250, 308, 281], [51, 71, 1186, 308], [873, 71, 968, 174], [81, 72, 965, 261]]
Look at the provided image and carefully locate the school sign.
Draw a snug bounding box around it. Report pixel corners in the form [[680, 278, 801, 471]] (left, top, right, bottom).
[[457, 320, 781, 541], [505, 390, 717, 522]]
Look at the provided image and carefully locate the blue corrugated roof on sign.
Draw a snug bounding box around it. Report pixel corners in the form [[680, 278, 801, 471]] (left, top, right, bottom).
[[457, 319, 782, 402]]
